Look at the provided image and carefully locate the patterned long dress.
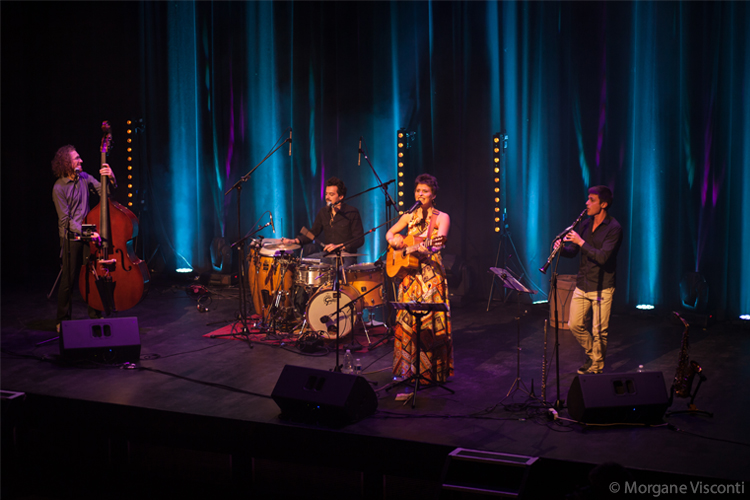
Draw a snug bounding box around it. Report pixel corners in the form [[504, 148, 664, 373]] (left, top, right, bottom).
[[392, 208, 454, 383]]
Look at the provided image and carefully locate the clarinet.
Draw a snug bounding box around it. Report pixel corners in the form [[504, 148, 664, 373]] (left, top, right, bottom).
[[539, 208, 588, 274]]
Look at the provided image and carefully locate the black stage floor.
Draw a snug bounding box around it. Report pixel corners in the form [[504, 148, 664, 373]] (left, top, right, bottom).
[[2, 274, 749, 499]]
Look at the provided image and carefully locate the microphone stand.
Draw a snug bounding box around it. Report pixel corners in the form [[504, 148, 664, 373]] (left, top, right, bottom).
[[224, 130, 291, 339], [342, 180, 395, 206], [332, 245, 343, 371], [539, 209, 586, 410], [360, 138, 399, 331], [549, 251, 565, 410], [322, 217, 398, 371], [208, 224, 270, 339], [359, 137, 399, 232]]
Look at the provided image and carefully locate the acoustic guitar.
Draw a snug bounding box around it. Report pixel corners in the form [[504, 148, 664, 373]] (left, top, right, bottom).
[[386, 235, 445, 279]]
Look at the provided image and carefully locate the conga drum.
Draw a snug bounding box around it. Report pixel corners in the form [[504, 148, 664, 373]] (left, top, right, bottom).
[[250, 246, 296, 320]]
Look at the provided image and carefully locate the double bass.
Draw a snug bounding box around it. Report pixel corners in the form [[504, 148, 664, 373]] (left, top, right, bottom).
[[79, 121, 149, 314]]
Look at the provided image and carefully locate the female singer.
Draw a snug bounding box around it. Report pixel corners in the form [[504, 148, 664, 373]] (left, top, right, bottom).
[[385, 173, 453, 383]]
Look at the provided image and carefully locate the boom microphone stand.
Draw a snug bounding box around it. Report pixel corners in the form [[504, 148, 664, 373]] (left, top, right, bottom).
[[322, 218, 398, 372], [544, 252, 564, 409], [358, 136, 399, 243], [359, 136, 399, 329], [224, 128, 291, 339]]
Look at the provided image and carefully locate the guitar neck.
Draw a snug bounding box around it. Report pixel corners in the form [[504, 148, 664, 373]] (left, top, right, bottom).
[[403, 236, 442, 255]]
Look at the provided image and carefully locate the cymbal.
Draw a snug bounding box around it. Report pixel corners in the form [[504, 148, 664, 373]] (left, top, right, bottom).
[[260, 238, 283, 245], [264, 243, 301, 251], [325, 251, 364, 257]]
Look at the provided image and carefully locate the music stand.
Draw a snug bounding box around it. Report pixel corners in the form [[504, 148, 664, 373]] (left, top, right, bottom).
[[387, 301, 455, 409], [489, 267, 537, 400]]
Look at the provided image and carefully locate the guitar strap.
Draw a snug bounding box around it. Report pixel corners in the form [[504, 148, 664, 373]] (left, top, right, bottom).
[[425, 210, 439, 243]]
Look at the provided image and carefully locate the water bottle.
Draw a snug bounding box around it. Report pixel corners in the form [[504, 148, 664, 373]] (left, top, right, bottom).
[[355, 358, 362, 376], [343, 350, 354, 374], [637, 364, 644, 373]]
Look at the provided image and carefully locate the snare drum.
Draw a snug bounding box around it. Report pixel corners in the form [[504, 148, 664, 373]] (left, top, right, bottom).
[[295, 262, 333, 288], [345, 262, 384, 308], [305, 285, 360, 339]]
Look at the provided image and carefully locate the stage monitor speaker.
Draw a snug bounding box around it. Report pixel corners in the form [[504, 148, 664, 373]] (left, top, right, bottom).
[[567, 371, 669, 424], [59, 317, 141, 363], [271, 365, 378, 426]]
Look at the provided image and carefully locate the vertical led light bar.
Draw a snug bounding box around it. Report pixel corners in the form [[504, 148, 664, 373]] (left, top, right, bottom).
[[397, 128, 407, 215], [125, 120, 136, 209], [492, 132, 502, 233]]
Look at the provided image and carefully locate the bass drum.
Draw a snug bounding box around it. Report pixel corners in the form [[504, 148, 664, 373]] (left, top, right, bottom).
[[305, 285, 360, 339]]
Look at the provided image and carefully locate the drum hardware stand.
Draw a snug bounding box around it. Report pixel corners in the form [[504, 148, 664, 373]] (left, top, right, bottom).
[[330, 284, 383, 350], [384, 302, 455, 409], [489, 267, 537, 401], [260, 254, 295, 334], [223, 127, 291, 341]]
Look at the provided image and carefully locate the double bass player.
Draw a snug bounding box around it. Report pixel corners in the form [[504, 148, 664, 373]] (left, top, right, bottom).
[[52, 145, 116, 332]]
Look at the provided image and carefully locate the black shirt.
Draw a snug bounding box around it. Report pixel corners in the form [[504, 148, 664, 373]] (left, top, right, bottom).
[[52, 172, 102, 238], [561, 214, 623, 292], [297, 202, 365, 253]]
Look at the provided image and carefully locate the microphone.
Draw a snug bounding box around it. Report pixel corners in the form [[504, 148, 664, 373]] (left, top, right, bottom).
[[320, 315, 331, 324], [406, 201, 422, 214], [270, 212, 276, 234], [358, 137, 362, 166]]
